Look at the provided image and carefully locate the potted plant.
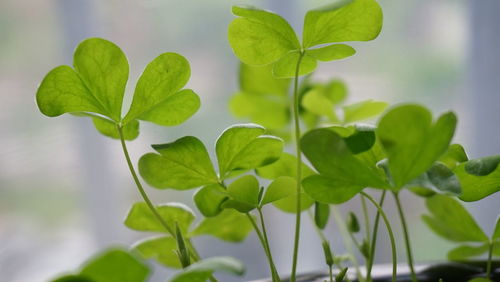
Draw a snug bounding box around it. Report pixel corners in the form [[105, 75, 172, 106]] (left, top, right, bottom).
[[35, 0, 500, 281]]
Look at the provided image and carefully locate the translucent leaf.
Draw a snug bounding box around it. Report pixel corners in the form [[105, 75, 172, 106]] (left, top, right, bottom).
[[190, 209, 253, 242], [302, 0, 383, 48], [124, 53, 199, 126], [423, 195, 488, 243], [229, 92, 289, 130], [124, 202, 195, 234], [139, 136, 218, 190], [261, 176, 296, 205], [228, 6, 300, 65], [377, 105, 457, 188], [273, 52, 317, 78], [256, 152, 315, 180], [273, 192, 314, 213], [239, 63, 290, 96], [216, 124, 283, 179], [169, 257, 245, 282], [193, 184, 227, 217], [342, 100, 388, 123], [306, 44, 356, 62], [133, 236, 181, 268]]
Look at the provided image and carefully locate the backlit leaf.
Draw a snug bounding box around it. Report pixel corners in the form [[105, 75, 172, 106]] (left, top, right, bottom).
[[273, 51, 317, 78], [190, 209, 253, 242], [343, 100, 388, 123], [169, 257, 245, 282], [124, 202, 195, 234], [193, 184, 227, 217], [261, 176, 296, 205], [306, 44, 356, 62], [455, 156, 500, 202], [256, 152, 315, 180], [133, 236, 181, 268]]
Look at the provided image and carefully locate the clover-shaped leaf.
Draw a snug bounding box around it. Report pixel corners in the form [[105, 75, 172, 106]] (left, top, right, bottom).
[[405, 162, 461, 197], [377, 104, 457, 188], [133, 236, 181, 268], [256, 153, 315, 180], [216, 124, 284, 179], [261, 176, 295, 205], [225, 175, 261, 212], [169, 256, 245, 282], [190, 209, 253, 242], [124, 202, 195, 234], [454, 155, 500, 202], [37, 38, 199, 141], [193, 184, 227, 217], [139, 136, 219, 190]]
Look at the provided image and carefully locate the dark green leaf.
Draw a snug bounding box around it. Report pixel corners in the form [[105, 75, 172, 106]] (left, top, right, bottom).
[[302, 0, 383, 48], [314, 202, 330, 229], [216, 124, 283, 179], [261, 176, 296, 205], [256, 152, 315, 180], [439, 144, 468, 170], [133, 236, 181, 268], [190, 209, 253, 242], [80, 249, 150, 282], [123, 53, 199, 126], [377, 105, 457, 188], [124, 202, 195, 234], [423, 195, 488, 242], [465, 155, 500, 176], [228, 6, 300, 65], [306, 44, 356, 62], [347, 212, 360, 233], [406, 162, 461, 196], [322, 241, 334, 266], [273, 52, 317, 78], [303, 174, 363, 204], [447, 244, 489, 261], [139, 136, 218, 190], [193, 184, 227, 217], [169, 257, 245, 282]]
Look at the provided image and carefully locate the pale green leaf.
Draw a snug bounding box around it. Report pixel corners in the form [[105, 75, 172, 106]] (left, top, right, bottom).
[[190, 209, 253, 242], [91, 116, 139, 140], [133, 236, 181, 268], [227, 175, 260, 207], [301, 87, 338, 121], [273, 52, 317, 78], [124, 202, 195, 234], [193, 184, 227, 217], [303, 0, 383, 48], [439, 144, 468, 170], [306, 44, 356, 61], [454, 156, 500, 202], [139, 136, 218, 190], [261, 176, 296, 205], [273, 192, 314, 213], [343, 100, 388, 123], [423, 195, 488, 242], [377, 105, 457, 188], [169, 257, 245, 282], [447, 244, 489, 261], [256, 153, 315, 180], [229, 92, 289, 130], [239, 63, 290, 96], [228, 6, 300, 65]]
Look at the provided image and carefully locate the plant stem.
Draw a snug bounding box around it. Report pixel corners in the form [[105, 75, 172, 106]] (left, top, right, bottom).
[[258, 208, 281, 282], [116, 125, 204, 266], [393, 192, 417, 282], [486, 240, 494, 279], [366, 190, 387, 282], [247, 213, 280, 282], [361, 194, 371, 242], [290, 51, 305, 282], [361, 191, 397, 282], [329, 265, 334, 282]]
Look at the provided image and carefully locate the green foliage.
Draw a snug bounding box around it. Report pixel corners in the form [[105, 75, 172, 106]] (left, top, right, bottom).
[[347, 212, 360, 233], [257, 153, 315, 180], [125, 202, 195, 234], [169, 256, 245, 282], [190, 209, 254, 242], [314, 202, 330, 229], [37, 38, 200, 140], [261, 176, 296, 206], [51, 249, 150, 282], [377, 104, 457, 189], [133, 236, 181, 268], [193, 184, 227, 217], [455, 155, 500, 202]]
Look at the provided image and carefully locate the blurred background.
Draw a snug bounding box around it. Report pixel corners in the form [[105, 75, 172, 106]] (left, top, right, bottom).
[[1, 0, 500, 281]]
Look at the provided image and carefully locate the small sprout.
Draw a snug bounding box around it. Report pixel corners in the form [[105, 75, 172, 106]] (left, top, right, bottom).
[[175, 223, 191, 268], [347, 212, 360, 233], [360, 239, 370, 259], [322, 241, 334, 267], [335, 267, 348, 282]]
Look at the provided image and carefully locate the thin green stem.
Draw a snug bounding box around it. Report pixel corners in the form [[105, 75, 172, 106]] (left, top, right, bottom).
[[247, 213, 280, 282], [393, 192, 417, 282], [258, 208, 281, 282], [290, 51, 306, 282], [361, 194, 371, 242], [486, 240, 494, 279], [361, 191, 397, 282], [366, 190, 387, 282], [329, 265, 334, 282]]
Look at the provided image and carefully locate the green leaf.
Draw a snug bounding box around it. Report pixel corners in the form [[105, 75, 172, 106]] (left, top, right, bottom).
[[273, 51, 318, 78], [193, 184, 227, 217], [91, 116, 139, 140], [124, 202, 195, 234], [302, 0, 383, 48], [314, 202, 330, 229], [229, 92, 289, 130], [439, 144, 468, 170], [493, 216, 500, 241], [227, 175, 260, 207], [169, 257, 245, 282], [216, 124, 283, 179], [220, 199, 256, 213], [303, 174, 363, 204], [80, 249, 150, 282], [133, 236, 181, 268], [256, 153, 315, 180], [344, 125, 376, 154], [455, 156, 500, 202], [343, 100, 388, 123], [306, 44, 356, 62], [123, 53, 199, 126], [37, 38, 128, 121], [261, 176, 296, 205], [406, 162, 461, 196], [301, 128, 388, 189], [273, 192, 314, 213], [51, 275, 93, 282], [377, 105, 457, 188], [239, 63, 290, 96], [139, 136, 218, 190], [347, 212, 360, 233], [228, 6, 300, 65], [423, 195, 488, 242], [190, 209, 253, 242], [447, 243, 489, 261], [301, 87, 339, 122]]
